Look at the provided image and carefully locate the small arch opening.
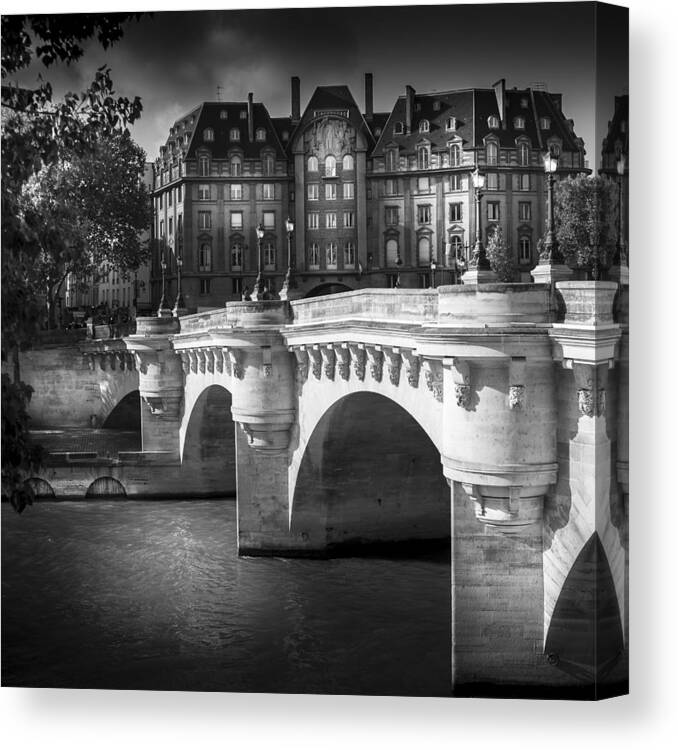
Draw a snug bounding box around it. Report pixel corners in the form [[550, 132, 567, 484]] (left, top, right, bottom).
[[85, 477, 127, 499]]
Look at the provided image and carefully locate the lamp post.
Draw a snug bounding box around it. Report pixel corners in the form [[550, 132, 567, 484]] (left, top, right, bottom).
[[394, 250, 403, 288], [157, 253, 171, 317], [172, 254, 186, 316], [609, 152, 629, 284], [251, 222, 265, 301], [531, 150, 573, 284], [462, 169, 497, 283], [430, 259, 437, 289], [280, 216, 295, 300]]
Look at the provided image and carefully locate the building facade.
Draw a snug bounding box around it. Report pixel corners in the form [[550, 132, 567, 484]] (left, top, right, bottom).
[[151, 76, 587, 311]]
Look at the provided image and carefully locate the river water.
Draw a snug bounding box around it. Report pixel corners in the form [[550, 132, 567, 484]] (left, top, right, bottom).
[[1, 500, 451, 696]]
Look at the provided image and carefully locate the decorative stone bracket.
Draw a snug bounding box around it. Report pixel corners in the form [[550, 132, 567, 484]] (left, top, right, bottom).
[[508, 357, 527, 410], [366, 345, 384, 382], [348, 343, 366, 381], [309, 346, 322, 380], [563, 360, 610, 418], [321, 346, 336, 380], [141, 392, 183, 420], [423, 359, 444, 402], [449, 358, 471, 408], [401, 350, 421, 387], [84, 350, 136, 373], [336, 344, 351, 381], [460, 482, 550, 535], [238, 422, 291, 454], [179, 346, 245, 379], [384, 348, 402, 386]]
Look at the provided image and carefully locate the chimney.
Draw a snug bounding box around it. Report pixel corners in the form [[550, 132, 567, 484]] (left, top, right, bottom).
[[364, 72, 373, 121], [405, 85, 415, 134], [291, 76, 300, 123], [247, 92, 254, 142], [492, 78, 506, 126]]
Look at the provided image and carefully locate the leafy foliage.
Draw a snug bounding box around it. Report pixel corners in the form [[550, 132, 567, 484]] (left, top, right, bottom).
[[554, 175, 618, 278], [485, 226, 515, 282], [1, 13, 145, 510]]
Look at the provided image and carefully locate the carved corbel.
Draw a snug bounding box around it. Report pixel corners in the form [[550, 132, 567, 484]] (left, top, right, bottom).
[[508, 357, 526, 410], [348, 343, 366, 381], [197, 349, 206, 374], [214, 347, 224, 374], [107, 352, 118, 371], [141, 392, 183, 420], [228, 348, 245, 380], [83, 353, 95, 372], [384, 348, 402, 386], [336, 344, 351, 381], [134, 353, 148, 374], [321, 345, 336, 380], [187, 350, 197, 374], [206, 348, 215, 374], [309, 346, 323, 380], [126, 353, 136, 371], [424, 359, 444, 403], [509, 385, 526, 410], [261, 346, 273, 378], [237, 421, 291, 455], [449, 358, 471, 409], [401, 350, 421, 387], [116, 351, 128, 371], [179, 351, 190, 375], [366, 345, 384, 382], [461, 483, 545, 535], [568, 361, 608, 418], [293, 347, 309, 385]]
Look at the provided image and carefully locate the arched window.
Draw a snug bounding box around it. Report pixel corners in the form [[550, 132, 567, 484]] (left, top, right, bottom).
[[488, 115, 500, 129], [230, 156, 242, 176], [520, 236, 531, 262], [199, 242, 212, 272], [342, 154, 354, 171], [231, 241, 243, 269], [326, 242, 337, 268], [450, 143, 461, 166], [255, 127, 266, 141], [203, 128, 214, 142], [263, 154, 275, 176], [386, 238, 399, 267], [417, 145, 430, 170], [419, 119, 430, 133], [486, 141, 498, 165], [519, 142, 530, 166], [325, 155, 337, 177], [344, 242, 355, 267], [417, 235, 431, 266], [199, 155, 210, 177], [263, 242, 276, 270], [307, 155, 318, 172], [229, 128, 240, 142], [309, 243, 320, 268]]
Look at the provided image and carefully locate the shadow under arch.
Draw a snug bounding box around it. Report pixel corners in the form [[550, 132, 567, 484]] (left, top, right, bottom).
[[102, 390, 141, 431], [85, 477, 126, 498], [24, 477, 56, 499], [545, 531, 624, 688], [304, 282, 353, 298], [182, 384, 236, 496], [291, 391, 449, 554]]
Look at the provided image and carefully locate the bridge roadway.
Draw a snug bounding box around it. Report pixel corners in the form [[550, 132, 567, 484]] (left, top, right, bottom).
[[27, 281, 629, 697]]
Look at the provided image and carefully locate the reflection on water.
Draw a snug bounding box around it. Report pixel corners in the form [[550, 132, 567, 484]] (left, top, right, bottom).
[[2, 500, 451, 696]]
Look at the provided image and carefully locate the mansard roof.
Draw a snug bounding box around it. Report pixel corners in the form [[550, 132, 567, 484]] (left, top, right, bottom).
[[601, 94, 628, 155], [372, 86, 584, 157]]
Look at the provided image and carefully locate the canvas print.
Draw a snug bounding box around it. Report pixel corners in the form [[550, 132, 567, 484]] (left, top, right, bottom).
[[1, 2, 629, 699]]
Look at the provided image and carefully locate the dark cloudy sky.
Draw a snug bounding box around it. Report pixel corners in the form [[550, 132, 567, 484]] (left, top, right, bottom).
[[5, 1, 628, 168]]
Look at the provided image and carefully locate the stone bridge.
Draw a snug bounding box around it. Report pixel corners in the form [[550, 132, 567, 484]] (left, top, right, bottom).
[[27, 281, 629, 697]]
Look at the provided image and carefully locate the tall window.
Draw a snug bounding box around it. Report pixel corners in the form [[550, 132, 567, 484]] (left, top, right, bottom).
[[487, 202, 500, 221], [198, 211, 211, 230], [203, 128, 214, 142], [199, 155, 210, 176], [514, 117, 526, 130], [519, 143, 530, 166], [486, 141, 498, 165], [230, 128, 240, 141], [520, 236, 531, 262], [326, 242, 337, 268], [419, 119, 430, 133], [159, 219, 164, 237], [263, 155, 275, 176], [450, 235, 463, 260], [262, 183, 274, 200], [325, 183, 337, 200], [198, 184, 210, 200], [539, 117, 551, 130], [263, 211, 275, 229], [417, 236, 431, 266], [231, 242, 243, 269], [199, 243, 212, 272], [342, 154, 354, 171], [307, 183, 319, 201], [263, 242, 276, 270], [325, 155, 336, 177], [386, 149, 398, 171], [450, 144, 462, 166], [308, 155, 318, 172], [309, 242, 320, 268], [255, 127, 266, 141], [230, 211, 243, 230], [488, 115, 500, 129], [449, 174, 462, 191], [385, 206, 399, 226], [519, 173, 530, 191], [343, 210, 355, 228], [326, 212, 337, 229], [230, 156, 242, 176], [417, 145, 430, 170], [344, 242, 355, 267], [230, 183, 242, 200], [394, 122, 404, 135], [417, 176, 430, 193], [417, 204, 431, 224], [343, 182, 355, 200], [307, 212, 319, 230], [446, 117, 457, 131], [486, 173, 499, 190], [449, 203, 463, 222], [385, 178, 397, 196], [386, 238, 399, 267], [200, 279, 211, 295], [519, 202, 531, 221]]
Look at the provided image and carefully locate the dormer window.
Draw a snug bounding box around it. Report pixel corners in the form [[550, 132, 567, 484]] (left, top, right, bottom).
[[519, 142, 530, 166], [415, 102, 422, 112], [183, 134, 189, 145], [220, 110, 228, 120], [255, 127, 266, 141], [514, 116, 525, 130], [282, 131, 289, 141], [419, 119, 430, 133], [486, 141, 499, 165], [375, 127, 382, 137], [417, 144, 430, 170], [446, 117, 457, 131], [394, 121, 404, 135], [449, 143, 461, 166], [540, 117, 551, 130], [386, 148, 398, 171], [230, 128, 240, 142], [308, 155, 318, 172], [239, 110, 247, 119], [203, 128, 214, 142], [433, 101, 441, 111], [620, 120, 627, 134], [521, 97, 529, 108], [488, 115, 500, 129]]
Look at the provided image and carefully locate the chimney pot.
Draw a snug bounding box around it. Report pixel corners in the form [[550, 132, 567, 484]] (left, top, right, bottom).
[[365, 73, 374, 121], [291, 76, 301, 122]]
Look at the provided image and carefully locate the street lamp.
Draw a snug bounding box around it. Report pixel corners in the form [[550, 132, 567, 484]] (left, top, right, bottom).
[[611, 152, 628, 276], [469, 168, 491, 271], [394, 250, 403, 288], [251, 222, 265, 301], [172, 254, 185, 316], [157, 254, 171, 317], [430, 259, 437, 289], [280, 216, 295, 300], [538, 149, 563, 264]]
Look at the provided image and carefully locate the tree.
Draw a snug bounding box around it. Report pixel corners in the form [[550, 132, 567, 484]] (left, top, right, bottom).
[[554, 175, 618, 279], [485, 226, 515, 282], [21, 132, 151, 328], [1, 14, 145, 511]]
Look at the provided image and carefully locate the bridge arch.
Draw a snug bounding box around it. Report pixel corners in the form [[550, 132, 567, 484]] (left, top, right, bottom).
[[85, 477, 126, 498], [290, 391, 449, 552], [24, 477, 56, 499], [102, 389, 141, 431], [181, 383, 237, 496], [304, 282, 353, 298]]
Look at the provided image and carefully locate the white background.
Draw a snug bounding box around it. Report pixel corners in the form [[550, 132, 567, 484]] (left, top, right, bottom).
[[1, 1, 676, 748]]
